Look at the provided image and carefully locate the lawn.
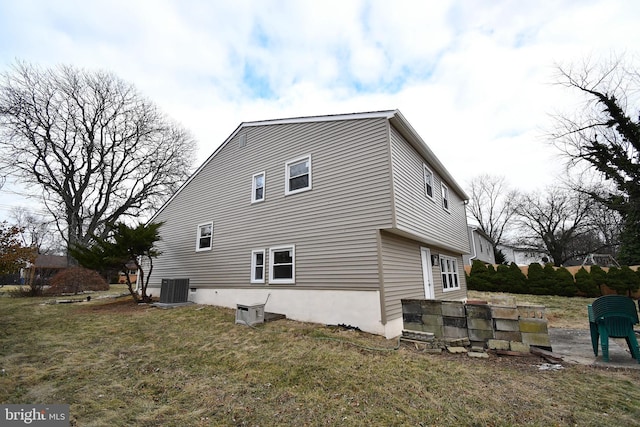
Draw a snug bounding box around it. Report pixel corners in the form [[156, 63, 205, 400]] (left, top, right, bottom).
[[1, 289, 640, 426]]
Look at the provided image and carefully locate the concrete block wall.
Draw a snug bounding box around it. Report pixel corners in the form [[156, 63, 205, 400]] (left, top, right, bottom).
[[401, 299, 551, 352]]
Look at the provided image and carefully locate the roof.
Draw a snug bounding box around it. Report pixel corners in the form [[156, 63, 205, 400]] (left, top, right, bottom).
[[468, 226, 495, 245], [150, 110, 469, 221], [34, 254, 67, 269]]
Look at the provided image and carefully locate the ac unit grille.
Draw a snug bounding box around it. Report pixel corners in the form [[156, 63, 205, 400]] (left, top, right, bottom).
[[160, 278, 190, 303]]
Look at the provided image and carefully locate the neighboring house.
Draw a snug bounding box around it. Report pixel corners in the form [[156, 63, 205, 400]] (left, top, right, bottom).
[[149, 110, 470, 338], [497, 244, 549, 266], [117, 261, 139, 285], [21, 254, 67, 285], [463, 226, 496, 266]]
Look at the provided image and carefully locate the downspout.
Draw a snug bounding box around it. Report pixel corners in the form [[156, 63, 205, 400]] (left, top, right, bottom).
[[468, 228, 477, 266]]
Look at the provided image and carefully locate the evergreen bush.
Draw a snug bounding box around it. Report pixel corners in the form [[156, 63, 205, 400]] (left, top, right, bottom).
[[575, 267, 600, 297]]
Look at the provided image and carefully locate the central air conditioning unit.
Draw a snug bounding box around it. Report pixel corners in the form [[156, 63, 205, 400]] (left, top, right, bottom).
[[160, 278, 190, 303], [235, 303, 265, 326]]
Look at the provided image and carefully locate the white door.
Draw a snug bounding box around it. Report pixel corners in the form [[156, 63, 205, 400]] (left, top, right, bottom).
[[420, 247, 435, 299]]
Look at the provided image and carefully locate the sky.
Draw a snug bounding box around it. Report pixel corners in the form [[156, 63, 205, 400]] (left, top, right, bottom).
[[0, 0, 639, 222]]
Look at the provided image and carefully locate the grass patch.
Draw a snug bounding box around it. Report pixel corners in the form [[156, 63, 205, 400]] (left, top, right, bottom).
[[2, 291, 640, 426]]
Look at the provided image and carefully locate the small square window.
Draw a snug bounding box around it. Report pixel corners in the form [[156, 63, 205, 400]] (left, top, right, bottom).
[[269, 245, 295, 284], [196, 222, 213, 251], [285, 155, 311, 195], [251, 249, 265, 283], [252, 172, 265, 203]]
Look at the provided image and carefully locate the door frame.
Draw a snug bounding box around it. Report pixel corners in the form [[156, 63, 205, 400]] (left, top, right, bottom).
[[420, 247, 435, 299]]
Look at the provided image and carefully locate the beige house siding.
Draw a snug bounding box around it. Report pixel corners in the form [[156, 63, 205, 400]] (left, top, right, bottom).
[[389, 126, 470, 254], [151, 117, 394, 291]]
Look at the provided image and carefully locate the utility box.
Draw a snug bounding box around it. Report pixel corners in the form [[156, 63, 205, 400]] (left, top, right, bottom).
[[235, 303, 265, 326]]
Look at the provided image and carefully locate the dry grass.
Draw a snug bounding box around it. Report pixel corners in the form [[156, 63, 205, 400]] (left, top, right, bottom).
[[2, 290, 640, 426]]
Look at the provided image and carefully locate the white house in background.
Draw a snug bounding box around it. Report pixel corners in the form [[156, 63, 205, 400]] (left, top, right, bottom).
[[148, 110, 470, 338], [463, 226, 496, 266], [497, 244, 549, 266]]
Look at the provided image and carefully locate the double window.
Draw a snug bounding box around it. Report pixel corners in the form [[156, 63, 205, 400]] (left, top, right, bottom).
[[285, 155, 312, 195], [440, 255, 460, 291], [196, 222, 213, 251], [252, 172, 265, 203]]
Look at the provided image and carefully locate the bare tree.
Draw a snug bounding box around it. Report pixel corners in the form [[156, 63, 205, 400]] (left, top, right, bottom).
[[550, 55, 640, 264], [514, 186, 597, 266], [467, 174, 519, 247], [0, 62, 196, 250], [10, 206, 62, 254]]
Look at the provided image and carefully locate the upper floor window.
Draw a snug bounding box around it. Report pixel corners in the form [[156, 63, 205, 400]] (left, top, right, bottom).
[[441, 183, 450, 211], [423, 165, 434, 199], [270, 245, 295, 284], [285, 155, 312, 195], [196, 222, 213, 251], [440, 255, 460, 291], [252, 172, 265, 203]]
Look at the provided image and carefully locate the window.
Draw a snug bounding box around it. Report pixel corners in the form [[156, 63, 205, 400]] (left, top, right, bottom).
[[252, 172, 265, 203], [440, 255, 460, 291], [196, 222, 213, 251], [251, 249, 265, 283], [423, 165, 434, 199], [269, 245, 295, 284], [441, 183, 450, 211], [285, 155, 311, 195]]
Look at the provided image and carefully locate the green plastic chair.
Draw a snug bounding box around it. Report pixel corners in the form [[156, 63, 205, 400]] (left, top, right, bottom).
[[589, 295, 640, 363]]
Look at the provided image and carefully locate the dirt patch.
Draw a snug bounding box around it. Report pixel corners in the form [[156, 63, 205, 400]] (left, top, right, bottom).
[[73, 297, 148, 314]]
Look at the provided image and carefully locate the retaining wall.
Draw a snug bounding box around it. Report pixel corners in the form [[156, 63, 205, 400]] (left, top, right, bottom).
[[401, 298, 551, 353]]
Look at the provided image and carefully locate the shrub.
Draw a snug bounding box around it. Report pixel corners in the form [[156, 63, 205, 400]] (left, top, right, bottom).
[[606, 266, 640, 296], [575, 267, 600, 297], [48, 267, 109, 295], [467, 260, 494, 291], [554, 267, 577, 297], [507, 262, 527, 294], [526, 263, 547, 295], [589, 265, 607, 294]]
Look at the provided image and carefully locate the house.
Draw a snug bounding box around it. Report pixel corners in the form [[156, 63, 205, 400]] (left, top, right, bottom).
[[497, 244, 549, 266], [463, 226, 496, 266], [149, 110, 470, 338], [21, 254, 67, 285]]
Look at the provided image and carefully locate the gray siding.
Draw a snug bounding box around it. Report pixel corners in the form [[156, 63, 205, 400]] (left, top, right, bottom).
[[389, 126, 470, 253], [379, 231, 424, 321], [151, 118, 394, 290], [380, 231, 467, 321]]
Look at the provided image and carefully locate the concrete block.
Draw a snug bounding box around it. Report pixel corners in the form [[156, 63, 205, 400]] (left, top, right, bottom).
[[494, 331, 522, 342], [443, 316, 467, 328], [446, 346, 468, 354], [401, 300, 422, 315], [494, 319, 520, 332], [403, 312, 422, 323], [519, 318, 548, 334], [487, 339, 510, 350], [491, 306, 519, 320], [467, 318, 493, 331], [422, 314, 444, 326], [471, 345, 486, 352], [420, 299, 442, 315], [421, 324, 443, 338], [468, 351, 489, 359], [510, 341, 531, 353], [466, 304, 492, 320], [522, 332, 551, 348], [468, 328, 494, 342], [444, 337, 471, 347], [403, 322, 423, 332], [443, 325, 469, 339], [441, 301, 466, 318], [488, 295, 516, 306], [518, 305, 546, 319]]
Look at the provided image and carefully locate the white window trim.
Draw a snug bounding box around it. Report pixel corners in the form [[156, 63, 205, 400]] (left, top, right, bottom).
[[269, 245, 295, 284], [251, 171, 266, 204], [441, 183, 450, 212], [195, 222, 213, 252], [440, 255, 460, 292], [250, 249, 266, 284], [284, 154, 312, 196], [423, 164, 434, 200]]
